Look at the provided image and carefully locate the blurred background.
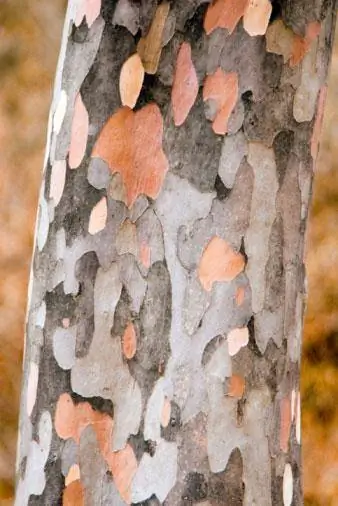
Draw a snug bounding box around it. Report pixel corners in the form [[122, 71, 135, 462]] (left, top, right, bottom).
[[0, 2, 337, 505]]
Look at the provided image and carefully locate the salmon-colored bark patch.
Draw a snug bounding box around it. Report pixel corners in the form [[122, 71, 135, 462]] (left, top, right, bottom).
[[119, 53, 145, 109], [88, 196, 107, 235], [198, 236, 245, 291], [228, 375, 245, 398], [137, 2, 170, 74], [55, 393, 113, 446], [65, 464, 80, 486], [171, 42, 199, 126], [204, 0, 249, 35], [290, 22, 321, 67], [92, 104, 168, 207], [75, 0, 101, 28], [280, 396, 292, 453], [63, 480, 84, 506], [235, 286, 245, 306], [106, 445, 138, 504], [203, 69, 239, 135], [139, 241, 151, 268], [122, 322, 137, 359], [69, 93, 89, 169], [55, 393, 137, 502], [161, 398, 171, 428], [311, 85, 327, 162], [227, 327, 249, 356], [243, 0, 272, 36]]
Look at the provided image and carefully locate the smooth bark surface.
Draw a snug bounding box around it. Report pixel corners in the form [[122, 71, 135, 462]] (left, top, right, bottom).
[[16, 1, 336, 505]]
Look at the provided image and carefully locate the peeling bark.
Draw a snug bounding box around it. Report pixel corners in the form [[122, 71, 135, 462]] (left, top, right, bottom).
[[16, 1, 337, 505]]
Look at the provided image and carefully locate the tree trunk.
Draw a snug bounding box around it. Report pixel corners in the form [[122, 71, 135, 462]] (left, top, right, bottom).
[[15, 1, 336, 505]]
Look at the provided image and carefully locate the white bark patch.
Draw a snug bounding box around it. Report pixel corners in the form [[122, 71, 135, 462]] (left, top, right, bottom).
[[53, 326, 77, 370], [37, 188, 49, 252], [35, 301, 46, 329], [26, 362, 39, 417], [296, 392, 301, 444], [283, 463, 293, 506], [71, 264, 142, 450], [53, 89, 68, 134], [219, 130, 248, 189], [132, 439, 178, 503], [245, 143, 278, 318], [144, 379, 166, 442], [15, 411, 52, 506]]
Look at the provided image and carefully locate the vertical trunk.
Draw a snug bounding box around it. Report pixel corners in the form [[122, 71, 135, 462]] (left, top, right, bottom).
[[16, 1, 336, 505]]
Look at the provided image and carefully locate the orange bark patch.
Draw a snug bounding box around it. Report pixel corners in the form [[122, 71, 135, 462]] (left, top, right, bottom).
[[55, 394, 137, 502], [69, 93, 89, 169], [137, 2, 170, 74], [280, 396, 292, 453], [290, 22, 321, 67], [75, 0, 101, 28], [203, 69, 239, 135], [54, 393, 113, 446], [243, 0, 272, 36], [198, 236, 245, 291], [63, 480, 84, 506], [235, 286, 245, 306], [204, 0, 249, 35], [139, 241, 151, 268], [122, 322, 137, 360], [106, 445, 138, 504], [227, 327, 249, 356], [311, 85, 327, 162], [92, 104, 168, 207], [119, 53, 145, 109], [161, 398, 171, 428], [228, 375, 245, 398], [88, 196, 107, 235], [171, 42, 199, 126]]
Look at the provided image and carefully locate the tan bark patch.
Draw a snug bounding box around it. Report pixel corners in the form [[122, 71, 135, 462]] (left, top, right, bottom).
[[116, 220, 138, 256], [198, 236, 245, 291], [139, 241, 151, 269], [280, 396, 292, 453], [88, 196, 107, 235], [228, 375, 245, 398], [204, 0, 249, 35], [137, 3, 170, 74], [65, 465, 80, 486], [243, 0, 272, 36], [235, 286, 245, 306], [119, 54, 145, 109], [171, 42, 199, 126], [92, 105, 168, 207], [311, 85, 327, 162], [69, 93, 89, 169], [122, 322, 137, 360], [50, 160, 66, 207], [63, 480, 84, 506], [203, 69, 239, 135], [160, 398, 171, 428]]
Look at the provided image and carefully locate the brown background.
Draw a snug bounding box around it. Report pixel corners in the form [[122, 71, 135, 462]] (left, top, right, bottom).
[[0, 2, 337, 504]]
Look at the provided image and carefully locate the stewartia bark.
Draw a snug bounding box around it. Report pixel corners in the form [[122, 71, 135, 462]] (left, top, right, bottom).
[[16, 1, 337, 505]]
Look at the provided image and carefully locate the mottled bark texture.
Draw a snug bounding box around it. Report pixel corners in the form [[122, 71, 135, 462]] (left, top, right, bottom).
[[16, 1, 336, 505]]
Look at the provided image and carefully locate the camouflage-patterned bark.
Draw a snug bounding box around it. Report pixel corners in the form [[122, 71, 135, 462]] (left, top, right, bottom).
[[15, 1, 336, 505]]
